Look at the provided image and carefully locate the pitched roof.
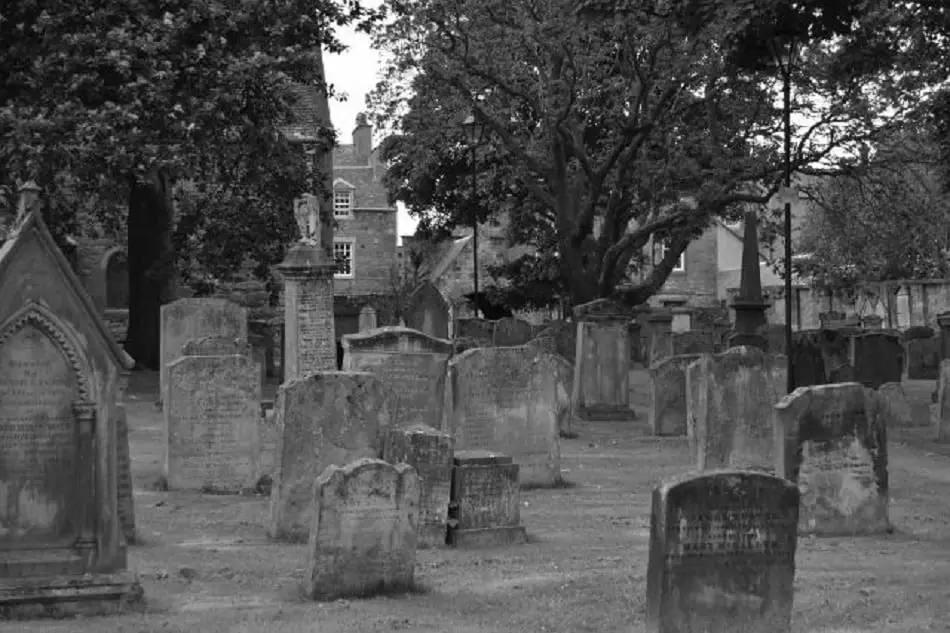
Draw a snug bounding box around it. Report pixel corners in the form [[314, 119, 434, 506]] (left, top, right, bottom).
[[0, 208, 135, 371]]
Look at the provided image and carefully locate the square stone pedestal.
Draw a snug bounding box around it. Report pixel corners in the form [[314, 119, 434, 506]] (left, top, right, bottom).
[[0, 572, 144, 619], [447, 450, 526, 548]]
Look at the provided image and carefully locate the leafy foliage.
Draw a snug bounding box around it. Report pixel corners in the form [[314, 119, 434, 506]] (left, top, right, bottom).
[[369, 0, 927, 308]]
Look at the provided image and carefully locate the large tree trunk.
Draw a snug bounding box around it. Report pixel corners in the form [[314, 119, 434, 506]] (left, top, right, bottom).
[[125, 169, 176, 369]]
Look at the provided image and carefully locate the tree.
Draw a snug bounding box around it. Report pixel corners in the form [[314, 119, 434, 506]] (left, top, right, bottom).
[[796, 129, 950, 290], [369, 0, 922, 308], [0, 0, 379, 367]]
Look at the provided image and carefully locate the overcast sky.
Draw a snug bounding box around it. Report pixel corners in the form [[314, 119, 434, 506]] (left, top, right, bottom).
[[325, 7, 419, 241]]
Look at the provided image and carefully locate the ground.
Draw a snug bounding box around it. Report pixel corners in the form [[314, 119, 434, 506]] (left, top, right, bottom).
[[8, 371, 950, 633]]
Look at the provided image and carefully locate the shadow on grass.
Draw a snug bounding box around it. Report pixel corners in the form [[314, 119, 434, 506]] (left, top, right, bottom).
[[295, 577, 431, 603], [559, 431, 580, 439], [522, 477, 577, 491]]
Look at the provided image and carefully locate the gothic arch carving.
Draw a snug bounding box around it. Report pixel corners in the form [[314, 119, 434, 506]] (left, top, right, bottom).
[[0, 300, 93, 401]]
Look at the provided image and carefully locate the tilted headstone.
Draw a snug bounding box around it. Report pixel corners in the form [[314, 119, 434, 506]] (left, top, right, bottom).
[[849, 331, 903, 389], [342, 326, 453, 430], [115, 404, 136, 545], [268, 372, 393, 542], [687, 346, 787, 472], [650, 354, 703, 436], [383, 424, 454, 548], [302, 458, 419, 600], [448, 450, 526, 547], [774, 383, 890, 535], [163, 355, 261, 492], [445, 347, 562, 486], [404, 281, 450, 340], [0, 187, 140, 615], [160, 298, 247, 404], [572, 299, 635, 420], [493, 317, 533, 347], [646, 470, 799, 633]]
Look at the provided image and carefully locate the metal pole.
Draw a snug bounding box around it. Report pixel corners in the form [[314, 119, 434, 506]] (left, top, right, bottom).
[[783, 56, 794, 394], [471, 143, 480, 319]]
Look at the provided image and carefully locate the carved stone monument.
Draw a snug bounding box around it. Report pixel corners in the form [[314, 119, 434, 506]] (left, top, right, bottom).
[[572, 299, 636, 420]]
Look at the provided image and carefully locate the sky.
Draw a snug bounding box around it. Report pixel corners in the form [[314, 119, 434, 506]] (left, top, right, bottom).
[[325, 10, 418, 242]]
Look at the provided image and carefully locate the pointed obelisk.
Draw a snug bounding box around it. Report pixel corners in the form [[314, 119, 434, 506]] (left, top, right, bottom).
[[727, 208, 770, 350]]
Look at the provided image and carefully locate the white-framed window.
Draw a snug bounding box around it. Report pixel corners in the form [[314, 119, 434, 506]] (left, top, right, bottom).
[[333, 239, 355, 278], [333, 190, 353, 217], [657, 238, 686, 272]]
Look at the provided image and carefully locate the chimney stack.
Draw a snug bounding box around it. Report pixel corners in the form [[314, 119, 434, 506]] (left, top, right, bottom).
[[353, 112, 372, 162]]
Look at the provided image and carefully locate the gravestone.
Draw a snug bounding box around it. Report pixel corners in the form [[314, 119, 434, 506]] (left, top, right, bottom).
[[493, 317, 533, 347], [358, 305, 378, 331], [548, 353, 575, 437], [0, 184, 141, 616], [302, 458, 419, 600], [268, 372, 393, 542], [445, 347, 562, 486], [936, 360, 950, 442], [788, 331, 828, 389], [181, 335, 251, 357], [687, 346, 787, 472], [383, 424, 453, 548], [164, 355, 261, 492], [646, 310, 674, 365], [341, 326, 453, 429], [455, 318, 495, 345], [850, 332, 903, 389], [878, 382, 913, 427], [115, 404, 136, 545], [405, 281, 450, 340], [685, 355, 712, 448], [572, 299, 636, 420], [907, 337, 940, 380], [160, 298, 247, 404], [646, 470, 799, 633], [650, 354, 703, 436], [447, 450, 527, 547], [774, 383, 890, 535]]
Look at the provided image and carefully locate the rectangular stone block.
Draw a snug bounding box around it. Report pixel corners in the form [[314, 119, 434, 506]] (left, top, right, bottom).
[[650, 354, 703, 436], [445, 348, 562, 485], [383, 424, 454, 548], [774, 382, 890, 536], [268, 372, 393, 542], [447, 450, 526, 547], [163, 355, 261, 493], [646, 470, 799, 633], [302, 459, 419, 601], [115, 404, 136, 544]]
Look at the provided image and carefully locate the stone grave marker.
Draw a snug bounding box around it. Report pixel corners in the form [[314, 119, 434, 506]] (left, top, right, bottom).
[[646, 470, 799, 633], [850, 331, 903, 389], [405, 281, 450, 340], [687, 346, 787, 472], [164, 355, 261, 492], [532, 319, 576, 364], [774, 383, 890, 535], [0, 184, 141, 615], [878, 382, 913, 427], [115, 404, 136, 545], [341, 326, 453, 429], [445, 347, 562, 486], [493, 317, 533, 347], [302, 458, 419, 600], [685, 355, 712, 448], [650, 354, 704, 436], [383, 424, 454, 548], [268, 372, 393, 542], [358, 305, 378, 331], [938, 359, 950, 442], [160, 298, 247, 404], [447, 450, 526, 547], [907, 337, 940, 380], [572, 299, 635, 420]]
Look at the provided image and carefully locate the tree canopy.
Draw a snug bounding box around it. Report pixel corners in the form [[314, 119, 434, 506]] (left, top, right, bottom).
[[370, 0, 946, 308]]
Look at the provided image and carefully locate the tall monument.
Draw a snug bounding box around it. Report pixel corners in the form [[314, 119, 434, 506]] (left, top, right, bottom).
[[728, 208, 770, 350]]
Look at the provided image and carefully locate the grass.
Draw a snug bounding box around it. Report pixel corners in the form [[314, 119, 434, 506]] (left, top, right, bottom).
[[6, 371, 950, 633]]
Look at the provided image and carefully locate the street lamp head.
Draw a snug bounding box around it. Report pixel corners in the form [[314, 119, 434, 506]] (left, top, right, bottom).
[[462, 110, 485, 145]]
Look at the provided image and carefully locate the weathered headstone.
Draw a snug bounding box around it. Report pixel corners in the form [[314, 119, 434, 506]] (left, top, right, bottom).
[[687, 346, 787, 472], [268, 372, 393, 542], [878, 382, 913, 427], [493, 317, 533, 347], [850, 331, 903, 389], [445, 347, 562, 486], [115, 404, 136, 545], [383, 424, 453, 548], [646, 310, 674, 365], [774, 383, 890, 535], [160, 298, 247, 404], [650, 354, 703, 436], [302, 458, 419, 600], [572, 299, 636, 420], [341, 326, 453, 430], [405, 281, 450, 340], [447, 450, 527, 547], [358, 305, 378, 331], [907, 337, 940, 380], [646, 470, 799, 633], [0, 183, 141, 616], [164, 355, 261, 492]]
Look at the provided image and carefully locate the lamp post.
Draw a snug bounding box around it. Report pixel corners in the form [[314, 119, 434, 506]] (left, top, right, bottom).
[[462, 109, 485, 318], [779, 42, 796, 394]]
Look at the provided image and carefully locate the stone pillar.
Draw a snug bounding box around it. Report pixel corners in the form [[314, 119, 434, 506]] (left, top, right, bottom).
[[646, 310, 674, 366], [277, 243, 337, 382], [728, 209, 770, 350], [571, 298, 636, 421], [938, 311, 950, 361]]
